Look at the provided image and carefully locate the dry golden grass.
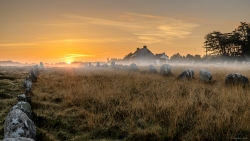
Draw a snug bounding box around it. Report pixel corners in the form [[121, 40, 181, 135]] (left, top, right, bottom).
[[1, 64, 250, 141]]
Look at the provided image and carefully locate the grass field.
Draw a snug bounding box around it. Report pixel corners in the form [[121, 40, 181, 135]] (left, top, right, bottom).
[[1, 64, 250, 141]]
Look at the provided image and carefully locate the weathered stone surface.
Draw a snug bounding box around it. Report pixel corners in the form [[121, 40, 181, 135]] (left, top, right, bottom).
[[160, 64, 171, 76], [178, 69, 194, 79], [149, 65, 157, 73], [200, 69, 212, 82], [4, 109, 36, 139], [40, 62, 44, 70], [129, 63, 139, 71], [22, 78, 32, 95], [225, 73, 249, 86], [11, 102, 32, 120], [1, 137, 35, 141], [17, 94, 31, 103], [96, 62, 100, 67]]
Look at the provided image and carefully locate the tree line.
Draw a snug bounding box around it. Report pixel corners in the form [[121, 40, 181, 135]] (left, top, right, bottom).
[[204, 22, 250, 61]]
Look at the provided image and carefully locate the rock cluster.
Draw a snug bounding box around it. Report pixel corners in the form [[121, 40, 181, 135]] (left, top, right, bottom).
[[2, 64, 44, 141], [225, 73, 249, 86]]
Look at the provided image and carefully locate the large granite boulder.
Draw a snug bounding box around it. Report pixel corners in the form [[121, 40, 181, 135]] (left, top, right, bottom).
[[225, 73, 249, 86], [200, 69, 212, 82], [1, 137, 35, 141], [4, 109, 36, 139], [11, 102, 32, 120], [160, 64, 171, 76], [129, 63, 139, 71], [17, 94, 31, 103], [149, 65, 157, 73], [178, 69, 194, 80], [22, 78, 32, 95]]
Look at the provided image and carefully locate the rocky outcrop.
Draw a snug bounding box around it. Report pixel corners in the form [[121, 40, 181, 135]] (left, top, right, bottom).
[[178, 69, 194, 80], [17, 94, 31, 103], [200, 69, 212, 82], [4, 109, 36, 140], [160, 64, 171, 76], [11, 102, 32, 120], [149, 65, 157, 73], [129, 63, 139, 71], [225, 73, 249, 86]]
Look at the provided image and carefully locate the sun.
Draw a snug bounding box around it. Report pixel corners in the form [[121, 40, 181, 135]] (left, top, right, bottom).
[[67, 61, 71, 64]]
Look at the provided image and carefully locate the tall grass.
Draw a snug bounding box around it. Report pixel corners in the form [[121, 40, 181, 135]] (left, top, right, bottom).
[[29, 65, 250, 141]]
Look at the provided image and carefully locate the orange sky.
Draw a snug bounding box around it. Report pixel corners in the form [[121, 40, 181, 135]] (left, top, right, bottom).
[[0, 0, 250, 64]]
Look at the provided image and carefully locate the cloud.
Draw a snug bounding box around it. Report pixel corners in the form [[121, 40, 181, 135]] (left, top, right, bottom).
[[0, 43, 36, 47], [60, 54, 94, 60], [64, 13, 200, 44], [52, 38, 134, 43]]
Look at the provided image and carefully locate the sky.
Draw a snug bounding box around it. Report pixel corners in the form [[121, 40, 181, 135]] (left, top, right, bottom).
[[0, 0, 250, 64]]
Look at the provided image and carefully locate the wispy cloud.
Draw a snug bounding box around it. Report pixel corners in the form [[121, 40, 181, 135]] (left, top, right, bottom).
[[0, 43, 36, 47], [64, 13, 200, 44], [52, 38, 134, 43], [60, 54, 94, 60]]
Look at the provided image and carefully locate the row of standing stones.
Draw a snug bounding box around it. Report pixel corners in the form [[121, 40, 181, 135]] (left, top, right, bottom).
[[1, 62, 44, 141], [99, 62, 249, 86]]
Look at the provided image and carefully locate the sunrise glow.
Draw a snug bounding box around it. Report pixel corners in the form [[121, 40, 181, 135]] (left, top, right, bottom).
[[0, 1, 249, 64]]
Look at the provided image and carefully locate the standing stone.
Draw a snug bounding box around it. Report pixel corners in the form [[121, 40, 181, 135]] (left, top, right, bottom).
[[225, 73, 249, 86], [96, 62, 100, 67], [17, 94, 31, 103], [160, 64, 171, 76], [101, 63, 108, 68], [178, 69, 194, 80], [22, 78, 32, 95], [1, 137, 35, 141], [111, 61, 115, 68], [4, 109, 36, 139], [33, 65, 39, 77], [200, 69, 212, 82], [129, 63, 139, 71], [28, 69, 37, 83], [40, 62, 44, 70], [11, 102, 32, 120], [149, 65, 157, 73]]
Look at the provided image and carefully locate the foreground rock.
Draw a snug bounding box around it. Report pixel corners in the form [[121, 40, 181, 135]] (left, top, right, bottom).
[[22, 78, 32, 95], [149, 65, 157, 73], [129, 63, 139, 71], [1, 137, 35, 141], [4, 109, 36, 139], [200, 69, 212, 82], [11, 102, 32, 120], [160, 64, 171, 76], [225, 73, 249, 86], [178, 69, 194, 80]]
